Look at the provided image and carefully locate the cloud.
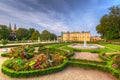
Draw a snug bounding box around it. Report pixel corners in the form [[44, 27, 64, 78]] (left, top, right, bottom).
[[0, 0, 120, 35], [0, 0, 71, 33]]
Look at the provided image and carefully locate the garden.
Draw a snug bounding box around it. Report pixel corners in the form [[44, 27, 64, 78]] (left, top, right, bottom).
[[1, 42, 120, 80]]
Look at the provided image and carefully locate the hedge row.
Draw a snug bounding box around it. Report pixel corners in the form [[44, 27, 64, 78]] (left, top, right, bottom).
[[38, 47, 74, 58], [99, 52, 110, 60], [2, 60, 68, 78], [0, 45, 20, 48], [2, 59, 120, 78], [1, 53, 11, 57], [68, 61, 120, 78], [69, 58, 107, 66]]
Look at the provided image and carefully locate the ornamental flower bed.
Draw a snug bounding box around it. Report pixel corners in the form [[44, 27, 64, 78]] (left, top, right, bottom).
[[2, 45, 67, 72]]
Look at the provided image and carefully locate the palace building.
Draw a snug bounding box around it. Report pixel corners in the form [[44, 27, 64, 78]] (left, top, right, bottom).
[[62, 31, 90, 42]]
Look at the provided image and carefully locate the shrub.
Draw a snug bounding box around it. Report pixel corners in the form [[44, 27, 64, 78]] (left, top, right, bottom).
[[1, 53, 11, 57], [69, 58, 107, 66], [2, 60, 68, 78]]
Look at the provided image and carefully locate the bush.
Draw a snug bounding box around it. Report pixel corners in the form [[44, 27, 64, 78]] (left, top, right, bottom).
[[2, 60, 68, 78], [1, 53, 11, 57], [68, 61, 120, 78], [69, 58, 107, 66], [1, 39, 8, 46], [25, 53, 34, 59]]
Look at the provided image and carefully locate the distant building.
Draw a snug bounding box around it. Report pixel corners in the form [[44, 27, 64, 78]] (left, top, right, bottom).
[[57, 36, 62, 42], [90, 36, 101, 42], [14, 24, 17, 32], [9, 23, 17, 40], [62, 31, 90, 42]]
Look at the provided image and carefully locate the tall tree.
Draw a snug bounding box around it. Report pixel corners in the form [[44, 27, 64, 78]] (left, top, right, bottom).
[[41, 30, 51, 41], [30, 30, 40, 40], [27, 28, 35, 39], [41, 30, 57, 41], [0, 25, 10, 40], [96, 6, 120, 40], [16, 28, 28, 40]]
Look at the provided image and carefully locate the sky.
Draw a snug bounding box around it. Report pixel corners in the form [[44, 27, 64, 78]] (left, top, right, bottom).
[[0, 0, 120, 36]]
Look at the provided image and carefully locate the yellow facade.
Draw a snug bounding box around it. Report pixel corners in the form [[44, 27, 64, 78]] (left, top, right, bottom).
[[90, 36, 101, 42], [62, 31, 90, 42]]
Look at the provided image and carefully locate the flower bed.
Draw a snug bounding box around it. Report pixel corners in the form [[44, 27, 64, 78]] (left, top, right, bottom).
[[1, 43, 120, 79], [2, 60, 68, 78], [1, 44, 72, 78]]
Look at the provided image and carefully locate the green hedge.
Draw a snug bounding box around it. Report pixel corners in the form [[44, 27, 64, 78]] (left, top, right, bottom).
[[69, 58, 107, 66], [2, 59, 120, 78], [68, 61, 120, 78], [99, 52, 110, 60], [2, 60, 68, 78], [1, 53, 11, 57]]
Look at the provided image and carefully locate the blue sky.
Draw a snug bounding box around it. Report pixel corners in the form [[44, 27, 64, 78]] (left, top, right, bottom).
[[0, 0, 120, 36]]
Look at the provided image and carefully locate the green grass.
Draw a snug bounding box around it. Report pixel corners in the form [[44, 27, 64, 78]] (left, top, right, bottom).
[[100, 44, 120, 52], [46, 42, 120, 53], [45, 42, 71, 48]]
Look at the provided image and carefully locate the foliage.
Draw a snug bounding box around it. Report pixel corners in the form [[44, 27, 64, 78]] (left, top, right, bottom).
[[0, 25, 11, 40], [2, 60, 68, 78], [96, 6, 120, 40], [30, 30, 40, 40], [1, 39, 8, 46], [16, 28, 28, 40], [41, 30, 57, 41], [1, 43, 120, 79], [1, 53, 11, 57], [69, 58, 107, 66]]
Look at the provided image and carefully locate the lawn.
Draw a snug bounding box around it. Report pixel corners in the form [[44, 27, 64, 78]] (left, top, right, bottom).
[[46, 42, 120, 53]]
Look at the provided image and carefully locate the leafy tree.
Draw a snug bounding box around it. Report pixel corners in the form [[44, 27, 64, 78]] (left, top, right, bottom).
[[50, 33, 57, 40], [96, 6, 120, 40], [16, 28, 28, 40], [41, 30, 57, 41], [30, 30, 40, 40], [27, 28, 35, 39], [1, 39, 8, 46], [0, 25, 10, 40], [41, 30, 51, 41]]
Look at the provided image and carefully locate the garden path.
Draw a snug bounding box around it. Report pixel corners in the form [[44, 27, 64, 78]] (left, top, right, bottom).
[[72, 52, 102, 61]]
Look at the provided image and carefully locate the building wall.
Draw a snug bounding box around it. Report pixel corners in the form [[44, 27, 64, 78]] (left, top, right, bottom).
[[62, 32, 90, 42], [62, 32, 70, 41], [90, 36, 101, 42]]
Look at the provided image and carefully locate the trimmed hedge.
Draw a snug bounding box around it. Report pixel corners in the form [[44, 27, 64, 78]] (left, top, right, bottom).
[[1, 53, 11, 57], [69, 58, 107, 66], [2, 60, 68, 78], [68, 61, 120, 78], [2, 59, 120, 78]]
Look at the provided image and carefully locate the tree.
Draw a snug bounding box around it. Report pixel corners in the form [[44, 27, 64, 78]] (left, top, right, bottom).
[[30, 30, 40, 40], [27, 28, 35, 40], [96, 6, 120, 40], [41, 30, 57, 41], [50, 33, 57, 40], [16, 28, 28, 40], [0, 25, 10, 40], [1, 39, 8, 46], [41, 30, 51, 41]]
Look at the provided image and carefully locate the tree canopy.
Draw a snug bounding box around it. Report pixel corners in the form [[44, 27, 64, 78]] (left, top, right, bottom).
[[41, 30, 57, 41], [0, 25, 57, 41], [30, 30, 40, 40], [0, 25, 11, 40], [96, 6, 120, 40]]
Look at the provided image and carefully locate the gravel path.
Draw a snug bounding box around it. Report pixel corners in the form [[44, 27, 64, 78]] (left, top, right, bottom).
[[72, 52, 102, 61], [0, 49, 118, 80]]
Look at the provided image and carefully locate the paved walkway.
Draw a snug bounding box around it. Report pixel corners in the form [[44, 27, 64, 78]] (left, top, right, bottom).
[[72, 52, 102, 61], [0, 41, 58, 46]]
